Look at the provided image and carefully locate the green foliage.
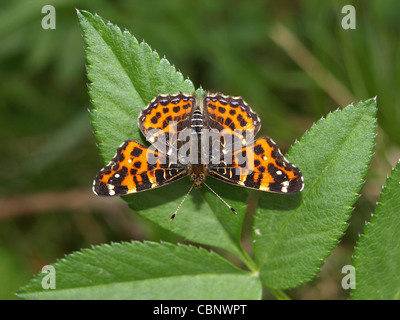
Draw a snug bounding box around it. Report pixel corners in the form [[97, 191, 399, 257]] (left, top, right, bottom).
[[351, 161, 400, 300], [18, 11, 381, 299], [78, 10, 249, 262], [128, 178, 249, 260], [17, 241, 261, 300], [1, 0, 399, 301], [254, 99, 377, 289], [80, 10, 194, 160], [0, 247, 31, 299]]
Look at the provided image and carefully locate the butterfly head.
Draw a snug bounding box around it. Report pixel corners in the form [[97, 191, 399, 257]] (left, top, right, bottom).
[[190, 164, 206, 188]]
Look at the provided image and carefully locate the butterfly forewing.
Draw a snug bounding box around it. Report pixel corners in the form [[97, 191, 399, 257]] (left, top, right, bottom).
[[207, 137, 303, 193], [93, 140, 188, 196]]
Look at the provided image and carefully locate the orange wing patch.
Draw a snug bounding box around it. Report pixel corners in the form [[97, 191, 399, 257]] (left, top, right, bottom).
[[204, 93, 260, 134], [207, 137, 303, 193], [93, 141, 188, 196], [138, 93, 195, 150]]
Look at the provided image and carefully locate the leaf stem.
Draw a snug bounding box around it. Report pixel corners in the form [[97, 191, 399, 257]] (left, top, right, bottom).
[[269, 289, 291, 300], [237, 247, 258, 273]]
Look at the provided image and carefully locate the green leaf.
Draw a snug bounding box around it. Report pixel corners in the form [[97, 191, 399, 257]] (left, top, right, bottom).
[[253, 98, 377, 289], [127, 177, 248, 259], [78, 9, 194, 160], [351, 161, 400, 300], [17, 241, 261, 300], [79, 10, 248, 259]]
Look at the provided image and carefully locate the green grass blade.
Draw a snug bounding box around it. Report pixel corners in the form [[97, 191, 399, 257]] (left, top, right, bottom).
[[253, 98, 377, 289], [351, 161, 400, 300]]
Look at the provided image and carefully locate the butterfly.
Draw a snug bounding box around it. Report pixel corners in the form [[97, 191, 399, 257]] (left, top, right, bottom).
[[92, 92, 304, 220]]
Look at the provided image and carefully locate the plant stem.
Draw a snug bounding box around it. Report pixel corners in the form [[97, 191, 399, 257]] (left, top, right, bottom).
[[238, 247, 258, 273], [269, 289, 291, 300], [237, 249, 291, 300]]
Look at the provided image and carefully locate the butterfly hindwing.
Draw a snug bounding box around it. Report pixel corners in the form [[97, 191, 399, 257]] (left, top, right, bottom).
[[138, 93, 195, 153], [207, 137, 304, 193], [93, 140, 188, 196], [203, 93, 260, 134], [202, 93, 261, 163]]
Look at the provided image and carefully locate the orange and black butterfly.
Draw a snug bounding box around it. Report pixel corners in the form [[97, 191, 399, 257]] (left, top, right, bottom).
[[93, 92, 304, 219]]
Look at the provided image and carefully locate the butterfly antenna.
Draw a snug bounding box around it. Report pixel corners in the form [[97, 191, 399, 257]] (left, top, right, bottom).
[[170, 183, 195, 221], [203, 182, 237, 215]]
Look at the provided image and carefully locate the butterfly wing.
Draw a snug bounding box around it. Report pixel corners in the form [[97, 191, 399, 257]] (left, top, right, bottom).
[[203, 93, 261, 134], [202, 93, 261, 163], [207, 137, 304, 193], [93, 141, 188, 196], [138, 93, 195, 154]]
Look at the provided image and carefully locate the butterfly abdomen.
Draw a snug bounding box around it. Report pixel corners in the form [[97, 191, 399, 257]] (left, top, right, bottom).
[[191, 109, 203, 133], [189, 109, 207, 187]]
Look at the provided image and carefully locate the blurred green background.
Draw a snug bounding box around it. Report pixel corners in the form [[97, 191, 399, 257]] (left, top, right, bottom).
[[1, 0, 399, 299]]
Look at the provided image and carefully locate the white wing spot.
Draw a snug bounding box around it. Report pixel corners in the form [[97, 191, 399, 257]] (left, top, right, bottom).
[[282, 181, 290, 187]]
